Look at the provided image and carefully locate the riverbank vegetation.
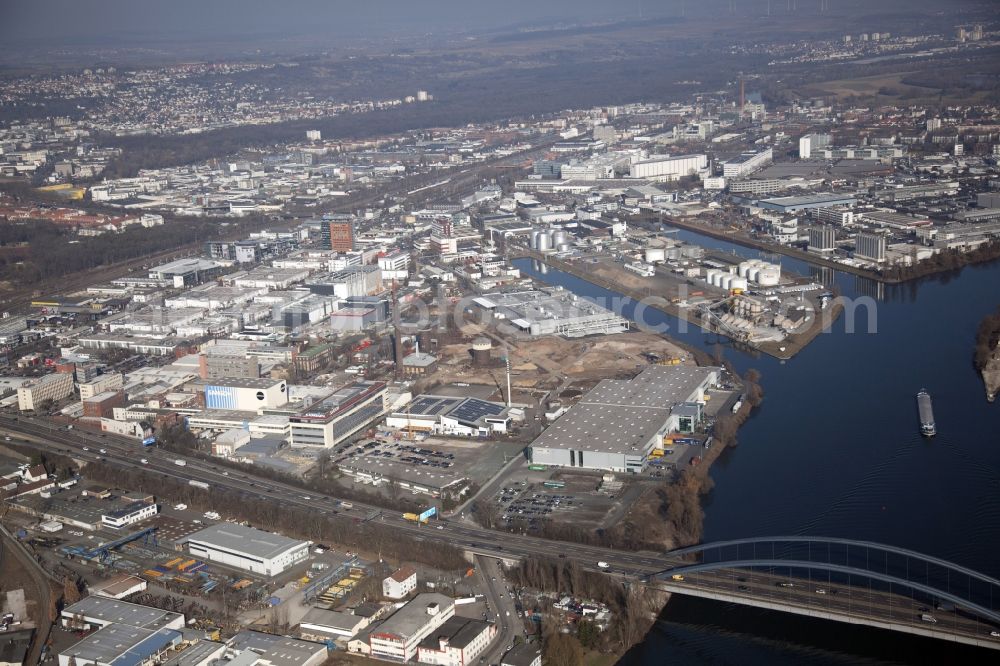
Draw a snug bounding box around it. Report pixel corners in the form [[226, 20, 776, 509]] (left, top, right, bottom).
[[880, 242, 1000, 282], [974, 306, 1000, 401]]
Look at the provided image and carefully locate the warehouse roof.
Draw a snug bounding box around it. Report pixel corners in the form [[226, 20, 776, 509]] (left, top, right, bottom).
[[179, 523, 309, 561], [62, 596, 182, 630], [371, 594, 455, 640], [530, 365, 719, 455]]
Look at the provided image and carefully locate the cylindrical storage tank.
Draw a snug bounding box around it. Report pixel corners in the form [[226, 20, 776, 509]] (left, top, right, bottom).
[[738, 262, 751, 278], [645, 247, 666, 263], [530, 230, 542, 249], [552, 231, 569, 246], [536, 232, 552, 252], [557, 243, 572, 253], [665, 247, 682, 260], [758, 267, 780, 287], [730, 277, 748, 291], [721, 275, 733, 290], [748, 267, 761, 282], [705, 269, 719, 285], [713, 272, 724, 288], [472, 337, 492, 366]]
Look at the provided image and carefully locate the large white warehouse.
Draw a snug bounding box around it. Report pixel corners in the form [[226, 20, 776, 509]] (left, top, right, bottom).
[[179, 523, 310, 577], [630, 154, 707, 180], [529, 365, 721, 473]]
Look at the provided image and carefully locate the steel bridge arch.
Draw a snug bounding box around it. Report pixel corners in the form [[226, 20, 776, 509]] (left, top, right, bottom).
[[656, 559, 1000, 625], [666, 536, 1000, 587]]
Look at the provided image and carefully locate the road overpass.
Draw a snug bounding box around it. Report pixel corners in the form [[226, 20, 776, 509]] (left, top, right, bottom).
[[3, 415, 1000, 651]]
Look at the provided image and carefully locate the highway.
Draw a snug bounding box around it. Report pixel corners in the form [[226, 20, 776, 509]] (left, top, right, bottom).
[[4, 414, 1000, 650], [475, 555, 524, 665]]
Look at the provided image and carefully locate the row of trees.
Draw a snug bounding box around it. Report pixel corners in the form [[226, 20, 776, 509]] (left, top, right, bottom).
[[510, 556, 664, 659], [83, 461, 468, 571], [0, 214, 268, 286]]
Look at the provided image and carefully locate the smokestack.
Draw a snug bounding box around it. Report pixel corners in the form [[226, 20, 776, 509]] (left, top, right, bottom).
[[505, 355, 512, 408], [739, 78, 745, 119], [392, 281, 404, 378]]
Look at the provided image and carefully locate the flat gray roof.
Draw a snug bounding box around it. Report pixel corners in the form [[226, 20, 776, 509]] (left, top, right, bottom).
[[62, 596, 182, 630], [60, 624, 154, 663], [179, 523, 309, 561], [160, 640, 226, 666], [227, 630, 327, 666], [530, 365, 719, 455], [418, 616, 492, 650], [372, 593, 455, 640]]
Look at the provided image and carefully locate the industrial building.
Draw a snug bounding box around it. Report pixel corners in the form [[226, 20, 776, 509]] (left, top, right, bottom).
[[101, 500, 159, 529], [756, 193, 856, 213], [416, 617, 496, 666], [386, 395, 512, 437], [721, 148, 772, 179], [200, 378, 288, 411], [61, 597, 185, 632], [855, 231, 888, 263], [808, 225, 836, 253], [629, 154, 707, 181], [179, 523, 311, 577], [17, 373, 74, 411], [227, 631, 328, 666], [529, 365, 721, 473], [289, 381, 387, 448], [356, 593, 456, 662], [473, 288, 629, 338], [299, 608, 370, 641]]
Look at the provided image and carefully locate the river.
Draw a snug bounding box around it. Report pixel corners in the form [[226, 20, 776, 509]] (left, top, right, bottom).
[[513, 232, 1000, 664]]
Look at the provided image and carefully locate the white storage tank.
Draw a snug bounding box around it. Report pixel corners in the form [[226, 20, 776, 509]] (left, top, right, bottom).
[[721, 275, 733, 290], [730, 277, 749, 291], [705, 269, 719, 286], [552, 230, 569, 246], [748, 267, 761, 282], [758, 266, 780, 286], [557, 243, 573, 253], [531, 230, 543, 249], [645, 247, 666, 263], [738, 262, 751, 278], [536, 232, 552, 251]]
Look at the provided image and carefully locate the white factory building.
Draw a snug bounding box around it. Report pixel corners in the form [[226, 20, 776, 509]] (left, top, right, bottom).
[[352, 593, 456, 662], [200, 378, 288, 411], [473, 288, 629, 338], [529, 365, 721, 473], [629, 154, 708, 181], [179, 523, 310, 577], [17, 372, 74, 411]]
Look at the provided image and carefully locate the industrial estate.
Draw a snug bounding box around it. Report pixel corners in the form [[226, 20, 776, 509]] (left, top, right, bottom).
[[1, 2, 999, 666]]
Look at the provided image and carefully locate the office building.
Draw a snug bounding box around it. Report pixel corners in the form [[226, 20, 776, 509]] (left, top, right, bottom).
[[799, 133, 832, 159], [78, 373, 124, 399], [855, 231, 888, 263], [529, 365, 720, 473], [179, 523, 310, 577], [101, 501, 159, 529], [322, 217, 355, 252], [17, 373, 74, 411], [198, 352, 260, 380]]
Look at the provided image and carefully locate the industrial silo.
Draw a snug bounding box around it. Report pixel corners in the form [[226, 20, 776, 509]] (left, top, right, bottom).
[[537, 232, 552, 251], [472, 337, 493, 366]]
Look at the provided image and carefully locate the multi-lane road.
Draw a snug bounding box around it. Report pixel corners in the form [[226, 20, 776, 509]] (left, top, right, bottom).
[[3, 414, 999, 650]]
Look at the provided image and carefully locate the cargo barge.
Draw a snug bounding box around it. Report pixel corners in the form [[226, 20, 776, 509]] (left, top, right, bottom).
[[917, 389, 936, 436]]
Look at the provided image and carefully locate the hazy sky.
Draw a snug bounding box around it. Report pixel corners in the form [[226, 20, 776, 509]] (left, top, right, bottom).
[[1, 0, 635, 45], [1, 0, 986, 51]]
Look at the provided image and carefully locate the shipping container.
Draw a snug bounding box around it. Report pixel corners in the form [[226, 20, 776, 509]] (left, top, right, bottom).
[[542, 481, 566, 489], [528, 464, 547, 471]]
